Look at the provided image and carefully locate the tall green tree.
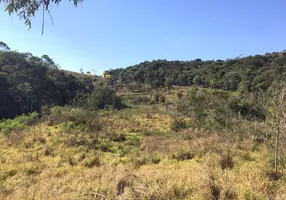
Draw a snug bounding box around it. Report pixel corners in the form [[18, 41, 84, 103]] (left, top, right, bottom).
[[0, 41, 10, 51], [0, 46, 91, 119]]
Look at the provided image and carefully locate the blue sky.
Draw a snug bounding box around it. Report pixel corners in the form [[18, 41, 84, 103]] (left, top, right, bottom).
[[1, 0, 286, 75]]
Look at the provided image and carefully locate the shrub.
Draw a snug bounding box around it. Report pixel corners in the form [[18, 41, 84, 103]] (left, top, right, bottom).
[[88, 86, 125, 110], [176, 88, 209, 126], [181, 129, 195, 140], [82, 154, 101, 168], [123, 95, 151, 105], [48, 106, 102, 131], [177, 91, 183, 99], [175, 87, 265, 132], [223, 188, 237, 200], [172, 150, 195, 161], [170, 118, 188, 132], [125, 135, 141, 147], [150, 92, 166, 104], [220, 153, 234, 170], [63, 134, 99, 149], [0, 112, 39, 135], [62, 121, 76, 132], [99, 140, 116, 153], [108, 132, 126, 142], [131, 153, 161, 168]]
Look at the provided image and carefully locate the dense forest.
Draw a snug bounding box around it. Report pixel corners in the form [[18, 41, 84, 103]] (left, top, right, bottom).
[[0, 42, 125, 119], [107, 51, 286, 91], [0, 42, 107, 119], [0, 46, 95, 118]]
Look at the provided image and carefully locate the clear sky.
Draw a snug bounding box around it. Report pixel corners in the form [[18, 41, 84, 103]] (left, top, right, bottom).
[[1, 0, 286, 75]]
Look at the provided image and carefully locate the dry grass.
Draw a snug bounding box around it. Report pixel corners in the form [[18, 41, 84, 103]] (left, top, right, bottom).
[[0, 102, 286, 199], [0, 149, 280, 200]]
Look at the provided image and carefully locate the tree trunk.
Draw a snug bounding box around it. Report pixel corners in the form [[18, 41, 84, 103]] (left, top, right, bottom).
[[112, 92, 115, 114], [275, 117, 280, 172], [112, 84, 115, 114]]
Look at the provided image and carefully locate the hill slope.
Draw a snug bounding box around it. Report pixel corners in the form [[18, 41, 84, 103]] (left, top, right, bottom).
[[107, 51, 286, 91], [1, 100, 285, 199], [0, 50, 94, 119]]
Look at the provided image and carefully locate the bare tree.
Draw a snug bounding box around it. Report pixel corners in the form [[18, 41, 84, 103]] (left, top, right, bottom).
[[258, 82, 286, 172]]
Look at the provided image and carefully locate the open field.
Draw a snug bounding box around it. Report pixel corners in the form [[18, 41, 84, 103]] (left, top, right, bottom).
[[1, 89, 286, 200]]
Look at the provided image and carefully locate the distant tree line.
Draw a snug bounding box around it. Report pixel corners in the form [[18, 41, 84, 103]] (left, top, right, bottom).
[[107, 51, 286, 92]]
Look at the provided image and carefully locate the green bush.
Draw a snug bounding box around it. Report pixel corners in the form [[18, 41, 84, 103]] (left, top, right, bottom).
[[122, 95, 151, 105], [81, 154, 101, 168], [151, 92, 166, 104], [125, 135, 141, 147], [175, 87, 264, 132], [48, 106, 102, 131], [99, 140, 116, 153], [88, 86, 125, 110], [170, 118, 188, 132], [0, 112, 39, 135], [176, 88, 209, 126], [62, 121, 76, 132]]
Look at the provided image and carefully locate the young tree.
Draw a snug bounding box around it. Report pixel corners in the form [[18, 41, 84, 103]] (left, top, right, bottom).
[[176, 88, 208, 126], [164, 77, 173, 89], [259, 82, 286, 172]]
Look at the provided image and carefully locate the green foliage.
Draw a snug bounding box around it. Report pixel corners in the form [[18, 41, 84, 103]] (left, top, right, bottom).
[[48, 106, 102, 131], [192, 75, 202, 86], [164, 77, 174, 89], [122, 95, 151, 105], [99, 140, 117, 153], [177, 88, 210, 126], [151, 92, 166, 104], [0, 48, 91, 119], [170, 118, 188, 132], [108, 52, 286, 91], [88, 86, 125, 110], [81, 154, 101, 168], [0, 112, 38, 135], [62, 121, 76, 132], [176, 88, 265, 130], [0, 0, 83, 29], [0, 41, 10, 51]]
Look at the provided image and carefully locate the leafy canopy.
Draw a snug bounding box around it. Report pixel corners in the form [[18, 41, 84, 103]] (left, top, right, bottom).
[[0, 0, 83, 30], [0, 41, 10, 51]]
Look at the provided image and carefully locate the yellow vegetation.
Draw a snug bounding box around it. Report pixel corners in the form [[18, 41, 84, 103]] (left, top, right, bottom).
[[0, 102, 286, 199]]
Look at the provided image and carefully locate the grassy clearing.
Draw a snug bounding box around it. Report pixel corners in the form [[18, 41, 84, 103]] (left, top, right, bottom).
[[0, 90, 286, 199]]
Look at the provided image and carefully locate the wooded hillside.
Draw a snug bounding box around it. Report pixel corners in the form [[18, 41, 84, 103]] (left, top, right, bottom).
[[107, 52, 286, 91], [0, 43, 94, 119]]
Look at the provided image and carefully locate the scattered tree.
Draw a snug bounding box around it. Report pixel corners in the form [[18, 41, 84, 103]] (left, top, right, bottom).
[[258, 82, 286, 172]]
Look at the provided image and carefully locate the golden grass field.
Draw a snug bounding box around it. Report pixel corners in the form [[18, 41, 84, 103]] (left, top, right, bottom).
[[1, 88, 286, 199]]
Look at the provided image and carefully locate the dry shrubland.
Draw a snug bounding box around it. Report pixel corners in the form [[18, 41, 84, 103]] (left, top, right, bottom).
[[1, 87, 286, 199]]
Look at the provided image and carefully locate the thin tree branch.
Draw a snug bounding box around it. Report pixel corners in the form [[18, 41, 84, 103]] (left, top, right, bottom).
[[41, 3, 45, 35]]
